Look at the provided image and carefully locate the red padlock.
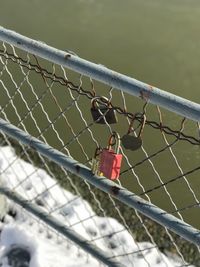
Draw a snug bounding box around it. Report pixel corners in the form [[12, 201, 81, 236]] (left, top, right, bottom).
[[99, 132, 122, 180]]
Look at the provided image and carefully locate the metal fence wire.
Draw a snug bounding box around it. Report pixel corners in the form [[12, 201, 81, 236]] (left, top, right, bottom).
[[0, 27, 200, 267]]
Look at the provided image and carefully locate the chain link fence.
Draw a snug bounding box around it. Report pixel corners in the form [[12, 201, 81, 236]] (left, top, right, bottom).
[[0, 27, 199, 267]]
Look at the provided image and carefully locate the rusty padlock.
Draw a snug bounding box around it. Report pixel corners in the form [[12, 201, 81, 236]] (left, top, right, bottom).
[[99, 132, 122, 180], [121, 114, 146, 151], [90, 96, 117, 124], [91, 147, 102, 176]]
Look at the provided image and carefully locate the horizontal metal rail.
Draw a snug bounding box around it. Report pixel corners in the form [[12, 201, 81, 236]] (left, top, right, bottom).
[[0, 186, 123, 267], [0, 118, 200, 247], [0, 26, 200, 122]]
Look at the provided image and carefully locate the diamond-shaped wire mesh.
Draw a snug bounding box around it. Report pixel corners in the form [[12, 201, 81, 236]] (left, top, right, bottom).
[[0, 39, 199, 266]]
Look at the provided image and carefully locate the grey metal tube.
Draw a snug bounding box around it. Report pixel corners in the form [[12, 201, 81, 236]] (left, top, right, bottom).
[[0, 186, 123, 267], [0, 26, 199, 122], [0, 118, 199, 247]]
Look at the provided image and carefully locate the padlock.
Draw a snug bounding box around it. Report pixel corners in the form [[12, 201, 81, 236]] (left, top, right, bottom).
[[91, 147, 102, 175], [121, 114, 146, 151], [90, 96, 117, 124], [99, 132, 122, 180]]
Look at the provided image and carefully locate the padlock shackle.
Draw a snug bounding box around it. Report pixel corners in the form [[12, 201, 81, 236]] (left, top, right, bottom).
[[126, 113, 146, 137], [91, 96, 111, 109], [108, 133, 116, 147], [127, 112, 142, 134], [108, 131, 121, 154]]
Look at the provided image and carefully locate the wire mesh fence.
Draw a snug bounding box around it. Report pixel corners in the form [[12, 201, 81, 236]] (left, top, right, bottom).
[[0, 27, 199, 266]]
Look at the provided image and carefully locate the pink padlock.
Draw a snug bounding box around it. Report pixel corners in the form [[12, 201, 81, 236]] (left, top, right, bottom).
[[99, 132, 122, 180]]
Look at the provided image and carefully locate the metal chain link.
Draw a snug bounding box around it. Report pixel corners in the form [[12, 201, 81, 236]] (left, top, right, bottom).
[[0, 48, 199, 146]]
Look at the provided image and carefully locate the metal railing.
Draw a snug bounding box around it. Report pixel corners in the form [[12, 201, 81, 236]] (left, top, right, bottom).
[[0, 26, 200, 266], [0, 27, 199, 122]]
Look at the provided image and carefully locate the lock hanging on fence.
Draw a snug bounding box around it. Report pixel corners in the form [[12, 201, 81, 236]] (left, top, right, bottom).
[[121, 114, 146, 151], [91, 147, 102, 176], [99, 132, 122, 180], [90, 96, 117, 124]]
